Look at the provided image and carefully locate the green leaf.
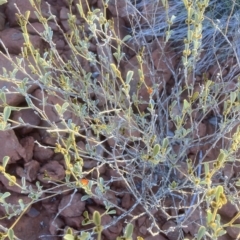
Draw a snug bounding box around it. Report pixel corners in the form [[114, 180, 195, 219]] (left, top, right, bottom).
[[93, 211, 101, 226], [126, 71, 134, 84], [63, 234, 75, 240], [3, 106, 11, 122], [0, 192, 10, 203], [162, 138, 169, 149], [54, 104, 62, 114], [0, 0, 7, 5], [183, 99, 191, 111], [215, 185, 224, 203], [197, 226, 206, 240], [81, 195, 90, 201], [152, 144, 160, 157], [2, 156, 10, 169], [107, 210, 116, 215], [7, 229, 14, 240], [122, 35, 131, 42], [0, 92, 6, 103], [124, 223, 134, 238], [206, 209, 213, 224], [217, 150, 226, 163]]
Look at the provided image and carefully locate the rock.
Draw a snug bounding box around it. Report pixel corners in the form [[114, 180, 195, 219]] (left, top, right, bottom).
[[0, 53, 39, 107], [64, 216, 84, 229], [107, 0, 133, 17], [12, 109, 41, 134], [60, 6, 69, 20], [0, 173, 36, 194], [33, 144, 54, 162], [49, 217, 64, 235], [16, 160, 40, 182], [0, 192, 32, 215], [42, 197, 60, 214], [26, 22, 58, 35], [121, 193, 132, 210], [227, 225, 240, 239], [0, 28, 43, 54], [37, 160, 65, 183], [58, 192, 86, 218], [0, 130, 26, 164], [161, 220, 179, 240], [27, 206, 40, 218], [218, 200, 238, 219], [31, 88, 82, 126], [5, 0, 57, 27], [0, 11, 6, 31], [19, 136, 35, 162], [144, 235, 168, 240]]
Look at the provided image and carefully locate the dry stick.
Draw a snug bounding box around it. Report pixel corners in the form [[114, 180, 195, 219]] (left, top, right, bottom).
[[178, 150, 203, 223]]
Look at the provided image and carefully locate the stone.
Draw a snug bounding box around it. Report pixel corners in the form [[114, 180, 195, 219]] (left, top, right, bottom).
[[33, 144, 54, 162], [0, 28, 43, 54], [19, 136, 35, 162], [37, 160, 65, 183], [12, 109, 41, 134], [5, 0, 57, 27], [58, 192, 86, 218], [0, 130, 26, 164], [21, 160, 40, 182], [0, 53, 38, 107]]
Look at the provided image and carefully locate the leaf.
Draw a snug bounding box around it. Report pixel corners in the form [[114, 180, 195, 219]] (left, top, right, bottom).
[[152, 144, 160, 156], [93, 211, 101, 226], [183, 99, 191, 111], [126, 71, 134, 84], [107, 209, 116, 215], [54, 104, 62, 114], [215, 185, 224, 203], [122, 35, 131, 42], [217, 150, 226, 163], [206, 209, 213, 224], [7, 229, 14, 240], [3, 107, 11, 122], [197, 226, 206, 240], [124, 223, 134, 238], [162, 138, 169, 149], [63, 234, 75, 240], [2, 156, 10, 169], [0, 0, 7, 5]]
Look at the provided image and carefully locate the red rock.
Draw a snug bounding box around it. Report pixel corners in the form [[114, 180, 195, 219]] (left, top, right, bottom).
[[161, 220, 178, 240], [64, 216, 84, 229], [12, 109, 41, 134], [38, 160, 65, 183], [144, 235, 168, 240], [0, 130, 26, 164], [0, 28, 43, 54], [58, 192, 86, 218], [19, 136, 35, 162], [0, 53, 38, 107], [0, 10, 6, 31], [5, 0, 57, 27], [33, 144, 54, 162], [24, 160, 40, 182], [49, 217, 64, 235]]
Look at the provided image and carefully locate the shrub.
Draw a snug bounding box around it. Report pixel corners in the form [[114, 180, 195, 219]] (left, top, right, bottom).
[[0, 0, 240, 239]]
